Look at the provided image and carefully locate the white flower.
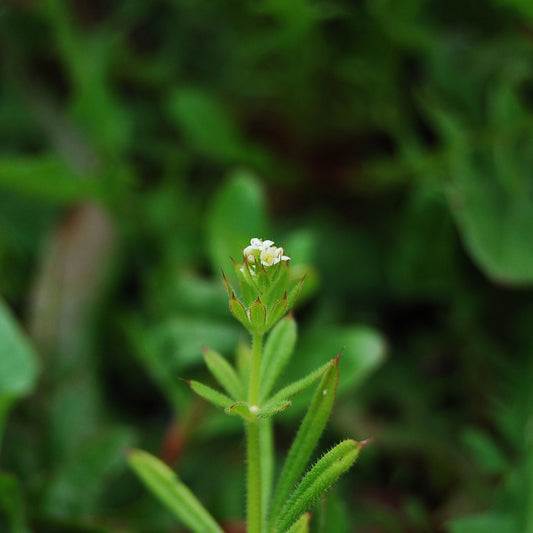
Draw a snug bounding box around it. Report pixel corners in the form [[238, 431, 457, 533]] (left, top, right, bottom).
[[244, 238, 290, 267], [260, 246, 290, 266]]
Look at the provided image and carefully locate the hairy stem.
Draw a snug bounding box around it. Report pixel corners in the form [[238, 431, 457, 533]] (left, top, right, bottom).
[[247, 332, 264, 533]]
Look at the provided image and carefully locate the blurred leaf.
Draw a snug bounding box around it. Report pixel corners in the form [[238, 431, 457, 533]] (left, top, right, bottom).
[[0, 156, 100, 203], [0, 298, 39, 444], [461, 428, 509, 476], [41, 428, 134, 519], [168, 88, 248, 162], [0, 473, 29, 533], [292, 325, 386, 396], [128, 449, 224, 533], [448, 513, 515, 533], [206, 172, 268, 284]]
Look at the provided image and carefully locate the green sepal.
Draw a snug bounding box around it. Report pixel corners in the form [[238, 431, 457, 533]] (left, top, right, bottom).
[[260, 316, 298, 401], [221, 271, 234, 299], [203, 348, 245, 401], [229, 294, 250, 329], [275, 440, 363, 533], [269, 359, 340, 527], [256, 269, 270, 294], [225, 401, 254, 421], [187, 380, 233, 410], [285, 513, 311, 533], [258, 399, 291, 419], [128, 449, 224, 533], [250, 298, 267, 333], [267, 358, 335, 405], [266, 295, 288, 330], [264, 260, 290, 308], [287, 275, 306, 309]]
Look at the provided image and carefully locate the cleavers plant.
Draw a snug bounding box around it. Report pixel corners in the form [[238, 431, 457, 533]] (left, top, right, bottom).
[[128, 238, 365, 533]]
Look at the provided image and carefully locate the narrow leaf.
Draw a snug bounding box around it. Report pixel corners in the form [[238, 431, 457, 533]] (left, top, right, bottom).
[[286, 513, 311, 533], [267, 359, 334, 406], [203, 348, 245, 401], [269, 360, 339, 527], [187, 380, 234, 410], [258, 399, 291, 419], [128, 449, 224, 533], [260, 316, 297, 401], [275, 440, 362, 533]]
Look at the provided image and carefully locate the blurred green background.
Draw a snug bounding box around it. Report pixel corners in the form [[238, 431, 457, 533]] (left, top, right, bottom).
[[1, 0, 533, 531]]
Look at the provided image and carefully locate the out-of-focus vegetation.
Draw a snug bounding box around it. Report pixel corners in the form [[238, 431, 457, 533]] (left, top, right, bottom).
[[1, 0, 533, 531]]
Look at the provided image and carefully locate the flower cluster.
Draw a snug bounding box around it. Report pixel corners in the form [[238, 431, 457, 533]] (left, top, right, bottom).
[[243, 238, 290, 267]]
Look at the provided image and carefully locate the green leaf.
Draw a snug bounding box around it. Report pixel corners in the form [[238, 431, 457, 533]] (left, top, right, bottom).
[[448, 513, 515, 533], [206, 172, 267, 286], [269, 361, 339, 527], [128, 449, 224, 533], [0, 473, 30, 533], [286, 513, 311, 533], [203, 348, 245, 401], [292, 326, 385, 397], [187, 381, 234, 410], [267, 359, 334, 406], [275, 440, 362, 533], [260, 316, 298, 401], [0, 156, 99, 203], [0, 298, 39, 446], [258, 399, 291, 419], [168, 88, 247, 162], [41, 428, 133, 519]]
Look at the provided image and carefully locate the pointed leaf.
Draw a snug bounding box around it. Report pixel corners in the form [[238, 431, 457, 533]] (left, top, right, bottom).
[[275, 440, 362, 533], [270, 360, 339, 526], [260, 316, 297, 401], [258, 399, 291, 419], [187, 381, 233, 410], [128, 449, 224, 533], [203, 348, 245, 401], [267, 358, 334, 406]]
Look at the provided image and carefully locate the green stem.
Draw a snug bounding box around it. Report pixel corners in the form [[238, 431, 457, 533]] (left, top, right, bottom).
[[247, 332, 264, 533]]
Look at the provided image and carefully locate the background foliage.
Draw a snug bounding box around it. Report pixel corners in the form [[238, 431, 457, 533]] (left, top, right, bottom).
[[1, 0, 533, 531]]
